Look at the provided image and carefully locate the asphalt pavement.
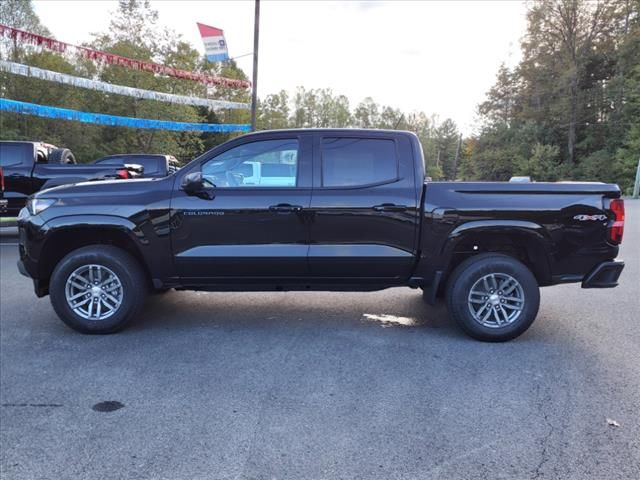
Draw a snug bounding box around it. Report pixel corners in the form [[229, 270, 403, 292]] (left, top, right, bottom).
[[1, 202, 639, 480]]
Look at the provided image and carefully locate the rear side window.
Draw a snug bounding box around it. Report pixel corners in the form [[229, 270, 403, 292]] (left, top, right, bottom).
[[95, 158, 124, 166], [0, 143, 31, 167], [321, 138, 398, 187]]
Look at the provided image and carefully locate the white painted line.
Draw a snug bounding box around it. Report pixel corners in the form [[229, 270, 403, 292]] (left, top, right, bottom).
[[0, 243, 19, 246]]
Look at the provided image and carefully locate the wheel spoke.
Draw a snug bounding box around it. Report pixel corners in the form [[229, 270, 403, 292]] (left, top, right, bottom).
[[70, 273, 88, 286], [498, 305, 509, 323], [475, 303, 488, 317], [69, 290, 88, 301], [69, 280, 87, 291], [492, 307, 502, 325], [72, 297, 91, 308], [103, 292, 121, 307], [503, 282, 518, 295], [101, 296, 117, 310], [502, 296, 523, 303], [503, 302, 523, 311], [498, 277, 511, 292]]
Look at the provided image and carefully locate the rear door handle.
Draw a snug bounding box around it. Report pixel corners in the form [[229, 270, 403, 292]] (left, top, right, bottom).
[[372, 203, 407, 212], [269, 203, 303, 213]]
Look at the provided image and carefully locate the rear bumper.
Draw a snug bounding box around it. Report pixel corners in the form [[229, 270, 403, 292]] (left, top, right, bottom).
[[581, 260, 624, 288]]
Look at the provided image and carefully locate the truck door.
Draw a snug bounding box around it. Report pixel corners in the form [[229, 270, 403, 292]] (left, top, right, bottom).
[[307, 133, 420, 280], [171, 134, 313, 282], [0, 142, 35, 216]]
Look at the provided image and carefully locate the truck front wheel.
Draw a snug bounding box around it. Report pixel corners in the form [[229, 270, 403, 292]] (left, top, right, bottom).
[[49, 246, 147, 334], [446, 253, 540, 342]]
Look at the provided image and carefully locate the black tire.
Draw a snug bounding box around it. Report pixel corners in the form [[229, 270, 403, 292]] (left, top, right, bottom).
[[48, 148, 76, 164], [446, 253, 540, 342], [49, 245, 147, 334]]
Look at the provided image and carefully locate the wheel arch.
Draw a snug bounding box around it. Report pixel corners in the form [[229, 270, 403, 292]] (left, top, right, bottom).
[[440, 220, 553, 287], [37, 215, 153, 287]]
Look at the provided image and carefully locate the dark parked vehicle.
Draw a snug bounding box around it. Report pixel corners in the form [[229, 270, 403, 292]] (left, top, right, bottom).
[[93, 154, 180, 178], [0, 141, 140, 217], [17, 129, 625, 341]]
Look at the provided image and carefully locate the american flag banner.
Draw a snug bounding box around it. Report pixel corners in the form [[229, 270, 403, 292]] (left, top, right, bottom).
[[197, 23, 229, 62]]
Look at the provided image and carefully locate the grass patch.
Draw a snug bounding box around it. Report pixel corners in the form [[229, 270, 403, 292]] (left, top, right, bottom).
[[0, 217, 18, 226]]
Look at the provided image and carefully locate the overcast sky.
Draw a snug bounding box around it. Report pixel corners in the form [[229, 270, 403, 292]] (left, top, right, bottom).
[[33, 0, 528, 134]]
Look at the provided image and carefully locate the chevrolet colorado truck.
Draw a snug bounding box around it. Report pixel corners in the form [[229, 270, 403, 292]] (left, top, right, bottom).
[[16, 129, 626, 341], [0, 141, 141, 217]]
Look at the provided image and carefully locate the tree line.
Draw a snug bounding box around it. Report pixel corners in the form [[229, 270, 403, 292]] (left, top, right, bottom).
[[1, 0, 638, 192], [461, 0, 639, 193]]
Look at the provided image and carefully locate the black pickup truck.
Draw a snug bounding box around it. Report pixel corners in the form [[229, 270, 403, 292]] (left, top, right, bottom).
[[16, 129, 625, 341], [0, 141, 140, 217], [93, 154, 180, 178]]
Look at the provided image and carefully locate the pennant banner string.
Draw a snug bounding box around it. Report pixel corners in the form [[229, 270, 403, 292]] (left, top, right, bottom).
[[0, 60, 249, 110], [0, 24, 251, 89], [0, 98, 251, 133]]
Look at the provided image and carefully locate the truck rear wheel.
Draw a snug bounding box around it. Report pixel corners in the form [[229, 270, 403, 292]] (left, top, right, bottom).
[[445, 253, 540, 342], [49, 246, 146, 334]]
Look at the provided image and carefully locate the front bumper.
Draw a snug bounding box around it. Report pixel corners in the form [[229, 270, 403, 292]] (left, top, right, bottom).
[[17, 258, 29, 277], [17, 213, 51, 297], [581, 260, 625, 288]]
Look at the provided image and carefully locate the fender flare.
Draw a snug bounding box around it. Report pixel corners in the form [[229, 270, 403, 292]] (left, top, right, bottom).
[[440, 220, 553, 285], [32, 214, 152, 281]]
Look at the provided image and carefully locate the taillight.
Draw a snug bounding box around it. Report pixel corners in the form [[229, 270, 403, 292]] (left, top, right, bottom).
[[116, 169, 130, 179], [608, 198, 625, 244]]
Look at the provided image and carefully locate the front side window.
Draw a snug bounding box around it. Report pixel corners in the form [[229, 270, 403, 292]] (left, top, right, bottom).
[[321, 138, 398, 187], [202, 139, 299, 188]]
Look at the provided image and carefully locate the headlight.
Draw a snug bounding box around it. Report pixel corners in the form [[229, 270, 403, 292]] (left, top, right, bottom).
[[27, 198, 56, 215]]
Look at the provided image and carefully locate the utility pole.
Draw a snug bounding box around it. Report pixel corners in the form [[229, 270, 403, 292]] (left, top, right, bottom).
[[633, 156, 640, 199], [250, 0, 260, 131]]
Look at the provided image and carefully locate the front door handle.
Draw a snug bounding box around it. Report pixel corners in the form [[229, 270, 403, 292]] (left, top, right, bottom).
[[372, 203, 407, 212], [269, 203, 303, 213]]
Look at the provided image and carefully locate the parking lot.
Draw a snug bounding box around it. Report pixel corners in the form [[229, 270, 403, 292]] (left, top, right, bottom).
[[1, 202, 638, 480]]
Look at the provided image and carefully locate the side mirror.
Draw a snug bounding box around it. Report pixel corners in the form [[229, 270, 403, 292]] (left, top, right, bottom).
[[181, 171, 204, 193], [181, 171, 214, 199]]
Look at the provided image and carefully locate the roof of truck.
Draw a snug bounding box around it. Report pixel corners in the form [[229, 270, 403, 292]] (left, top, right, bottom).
[[244, 128, 417, 136]]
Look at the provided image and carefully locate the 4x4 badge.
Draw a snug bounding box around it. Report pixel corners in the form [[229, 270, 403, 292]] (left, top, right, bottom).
[[573, 214, 607, 221]]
